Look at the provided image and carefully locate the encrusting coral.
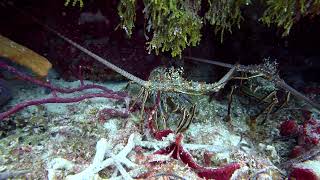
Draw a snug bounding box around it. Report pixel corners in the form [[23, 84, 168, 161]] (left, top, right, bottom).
[[0, 35, 52, 77]]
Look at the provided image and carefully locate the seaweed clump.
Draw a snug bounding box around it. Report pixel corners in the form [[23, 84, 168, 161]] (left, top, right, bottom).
[[118, 0, 136, 37], [142, 0, 202, 57], [261, 0, 320, 36], [205, 0, 245, 41], [65, 0, 320, 56], [119, 0, 203, 57]]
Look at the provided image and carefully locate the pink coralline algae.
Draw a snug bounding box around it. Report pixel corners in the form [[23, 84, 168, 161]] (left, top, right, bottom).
[[290, 167, 318, 180], [280, 119, 299, 137], [289, 145, 305, 158], [279, 117, 320, 179], [289, 160, 320, 180], [97, 108, 129, 123], [279, 117, 320, 157], [152, 133, 240, 180], [302, 118, 320, 145]]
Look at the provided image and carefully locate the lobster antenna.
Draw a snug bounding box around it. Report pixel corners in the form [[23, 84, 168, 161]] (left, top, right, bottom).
[[184, 56, 320, 112], [1, 1, 148, 87], [44, 25, 149, 87]]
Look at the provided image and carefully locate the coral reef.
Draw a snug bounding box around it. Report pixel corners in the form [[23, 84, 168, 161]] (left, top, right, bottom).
[[0, 67, 289, 179], [1, 1, 320, 179], [49, 131, 235, 179]]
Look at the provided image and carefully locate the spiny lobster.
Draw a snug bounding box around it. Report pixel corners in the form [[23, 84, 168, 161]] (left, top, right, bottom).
[[5, 1, 320, 131]]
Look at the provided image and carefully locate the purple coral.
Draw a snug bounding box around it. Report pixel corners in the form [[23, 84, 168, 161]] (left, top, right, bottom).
[[0, 61, 128, 120]]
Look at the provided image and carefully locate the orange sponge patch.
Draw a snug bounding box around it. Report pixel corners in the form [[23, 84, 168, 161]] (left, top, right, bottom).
[[0, 35, 52, 77]]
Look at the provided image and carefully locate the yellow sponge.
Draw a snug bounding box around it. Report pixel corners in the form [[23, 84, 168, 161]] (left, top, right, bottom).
[[0, 34, 52, 77]]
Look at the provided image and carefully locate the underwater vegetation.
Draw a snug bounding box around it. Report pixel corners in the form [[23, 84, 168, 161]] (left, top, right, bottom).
[[261, 0, 320, 36], [65, 0, 320, 57]]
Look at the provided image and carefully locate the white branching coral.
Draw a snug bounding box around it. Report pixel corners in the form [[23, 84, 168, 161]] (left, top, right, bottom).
[[66, 134, 137, 180], [46, 133, 236, 179]]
